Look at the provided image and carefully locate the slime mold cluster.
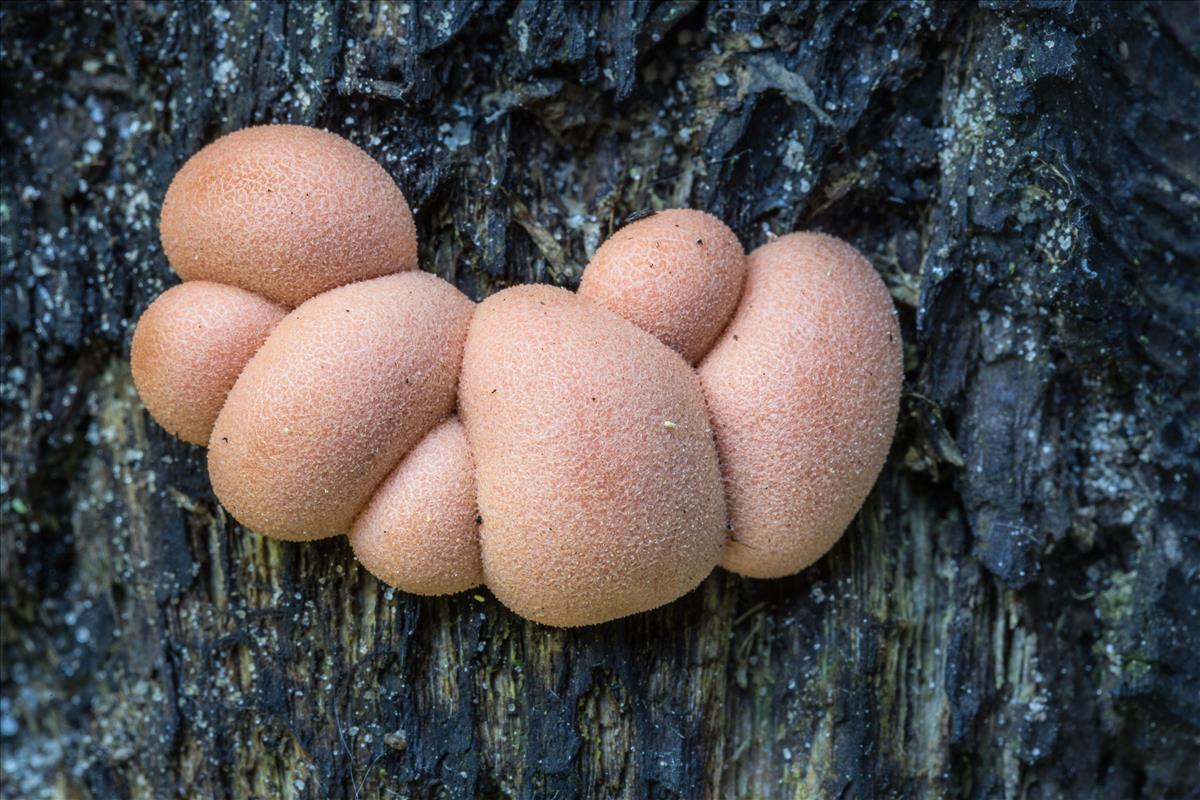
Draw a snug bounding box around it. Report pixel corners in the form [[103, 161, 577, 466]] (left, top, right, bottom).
[[131, 125, 903, 627]]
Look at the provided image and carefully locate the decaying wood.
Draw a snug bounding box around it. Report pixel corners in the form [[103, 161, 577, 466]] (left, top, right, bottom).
[[2, 1, 1197, 798]]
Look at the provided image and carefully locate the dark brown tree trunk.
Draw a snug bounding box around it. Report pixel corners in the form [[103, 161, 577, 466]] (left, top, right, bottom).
[[2, 1, 1197, 798]]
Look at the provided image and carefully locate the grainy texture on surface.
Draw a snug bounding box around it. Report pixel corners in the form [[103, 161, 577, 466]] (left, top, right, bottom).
[[700, 232, 903, 579], [160, 124, 419, 307], [207, 272, 473, 541], [580, 208, 746, 363], [460, 284, 727, 628], [1, 1, 1197, 798]]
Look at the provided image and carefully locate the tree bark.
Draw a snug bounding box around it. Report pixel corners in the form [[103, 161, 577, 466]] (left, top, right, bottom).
[[2, 1, 1197, 798]]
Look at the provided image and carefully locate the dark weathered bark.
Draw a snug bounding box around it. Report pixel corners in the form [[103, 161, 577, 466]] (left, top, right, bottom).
[[2, 1, 1197, 797]]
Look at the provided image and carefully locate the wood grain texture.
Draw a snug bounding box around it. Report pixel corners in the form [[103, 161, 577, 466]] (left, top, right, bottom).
[[1, 1, 1196, 798]]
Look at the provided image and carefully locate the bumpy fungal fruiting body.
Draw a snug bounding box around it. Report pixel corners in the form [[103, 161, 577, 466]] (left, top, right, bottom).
[[349, 417, 482, 596], [700, 233, 903, 577], [134, 124, 903, 627], [579, 209, 746, 363], [130, 281, 286, 446], [208, 272, 474, 541], [159, 125, 417, 307], [458, 285, 727, 627]]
